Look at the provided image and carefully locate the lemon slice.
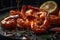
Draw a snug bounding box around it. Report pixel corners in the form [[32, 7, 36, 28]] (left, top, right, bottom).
[[40, 1, 59, 15]]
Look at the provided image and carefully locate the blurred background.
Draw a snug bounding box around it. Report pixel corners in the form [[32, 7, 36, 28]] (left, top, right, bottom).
[[0, 0, 60, 9]]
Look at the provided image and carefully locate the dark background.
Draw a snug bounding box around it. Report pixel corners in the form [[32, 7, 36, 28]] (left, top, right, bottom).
[[0, 0, 60, 9]]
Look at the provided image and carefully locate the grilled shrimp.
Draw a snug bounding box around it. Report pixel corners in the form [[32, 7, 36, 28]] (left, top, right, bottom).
[[1, 17, 16, 29], [31, 12, 50, 33]]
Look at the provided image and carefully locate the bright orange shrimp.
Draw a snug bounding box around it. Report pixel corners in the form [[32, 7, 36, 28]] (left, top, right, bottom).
[[1, 16, 16, 29], [28, 5, 48, 20], [31, 12, 50, 33], [49, 15, 60, 25], [20, 5, 27, 19], [10, 10, 20, 15], [17, 15, 36, 29]]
